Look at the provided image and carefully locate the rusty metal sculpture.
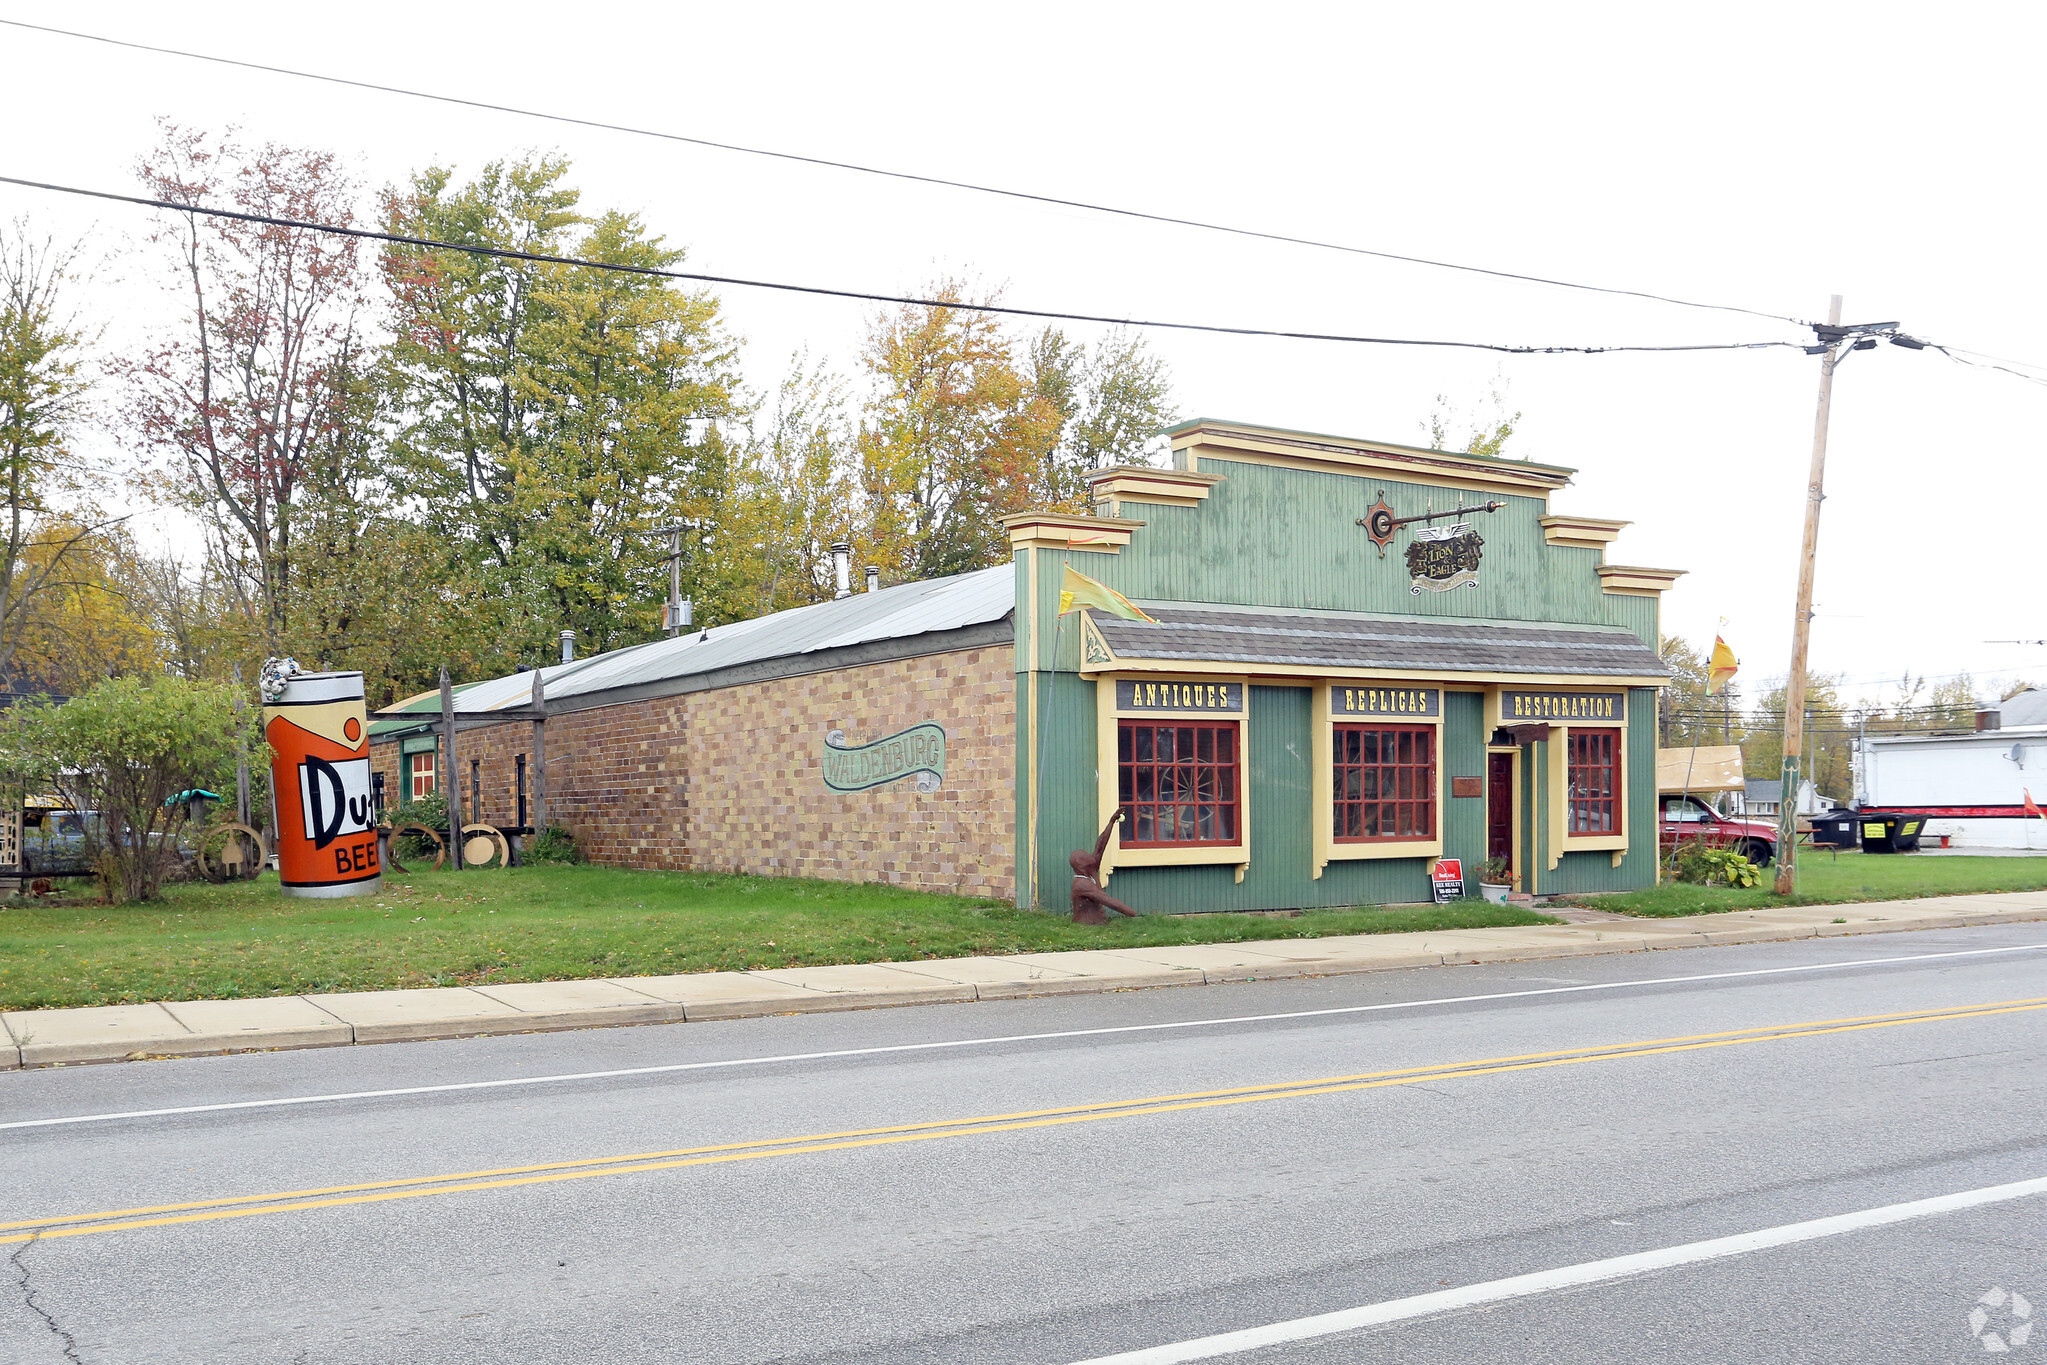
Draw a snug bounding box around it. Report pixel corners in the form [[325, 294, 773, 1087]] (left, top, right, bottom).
[[194, 822, 267, 883], [1070, 811, 1137, 925], [385, 821, 446, 873]]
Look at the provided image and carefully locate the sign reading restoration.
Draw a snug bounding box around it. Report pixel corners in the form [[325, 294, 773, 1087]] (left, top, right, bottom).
[[1333, 685, 1441, 718], [1115, 680, 1244, 713], [822, 723, 946, 794], [1501, 690, 1625, 722]]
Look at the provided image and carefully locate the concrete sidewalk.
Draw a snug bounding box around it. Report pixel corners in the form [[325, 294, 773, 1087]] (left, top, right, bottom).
[[5, 891, 2046, 1068]]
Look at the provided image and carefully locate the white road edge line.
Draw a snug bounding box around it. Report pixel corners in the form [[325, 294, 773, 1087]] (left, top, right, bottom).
[[3, 942, 2042, 1132], [1065, 1175, 2047, 1364]]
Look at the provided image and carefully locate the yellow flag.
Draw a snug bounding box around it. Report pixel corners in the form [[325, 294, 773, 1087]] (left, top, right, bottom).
[[1706, 635, 1739, 694], [1058, 565, 1155, 622]]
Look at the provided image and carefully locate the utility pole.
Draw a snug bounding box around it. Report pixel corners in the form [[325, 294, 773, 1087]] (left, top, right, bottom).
[[656, 522, 693, 637], [1770, 303, 1922, 893], [1775, 296, 1844, 895]]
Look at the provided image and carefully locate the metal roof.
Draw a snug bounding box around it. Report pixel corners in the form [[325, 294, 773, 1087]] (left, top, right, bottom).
[[1091, 608, 1668, 679], [1998, 688, 2047, 728], [378, 565, 1014, 719]]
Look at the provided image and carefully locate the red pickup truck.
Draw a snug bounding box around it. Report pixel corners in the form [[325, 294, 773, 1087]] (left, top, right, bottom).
[[1658, 794, 1779, 866]]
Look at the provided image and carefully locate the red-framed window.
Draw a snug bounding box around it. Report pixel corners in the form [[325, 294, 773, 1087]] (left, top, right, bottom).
[[1567, 728, 1621, 834], [1333, 724, 1436, 842], [409, 751, 437, 802], [1117, 720, 1241, 847]]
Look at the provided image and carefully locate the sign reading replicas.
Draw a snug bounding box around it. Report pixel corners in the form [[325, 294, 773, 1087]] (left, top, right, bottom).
[[1333, 685, 1441, 718], [1501, 690, 1625, 722], [1116, 680, 1244, 713], [821, 723, 947, 793]]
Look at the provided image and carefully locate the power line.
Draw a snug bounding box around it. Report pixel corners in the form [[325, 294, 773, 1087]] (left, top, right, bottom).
[[0, 174, 1808, 357], [0, 17, 1812, 328], [1926, 342, 2047, 390]]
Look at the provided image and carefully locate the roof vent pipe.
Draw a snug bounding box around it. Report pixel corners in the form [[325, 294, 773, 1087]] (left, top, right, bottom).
[[830, 542, 851, 599], [864, 565, 880, 593], [560, 630, 575, 664]]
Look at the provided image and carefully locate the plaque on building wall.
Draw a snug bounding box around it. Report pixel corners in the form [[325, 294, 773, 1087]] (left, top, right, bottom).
[[822, 723, 947, 793], [1500, 690, 1625, 722], [1115, 680, 1244, 713], [1332, 685, 1441, 718], [1451, 776, 1484, 798]]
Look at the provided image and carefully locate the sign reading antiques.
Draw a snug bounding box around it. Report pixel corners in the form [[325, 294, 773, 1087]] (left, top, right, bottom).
[[1406, 524, 1483, 594], [1501, 690, 1625, 722], [1115, 680, 1244, 713], [821, 723, 947, 794], [1332, 686, 1441, 718]]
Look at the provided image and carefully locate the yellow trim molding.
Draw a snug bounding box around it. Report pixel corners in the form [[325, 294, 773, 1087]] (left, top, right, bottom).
[[1597, 564, 1685, 595], [1170, 420, 1572, 500], [1540, 515, 1630, 549], [1313, 682, 1447, 876], [1095, 672, 1253, 880], [1086, 465, 1225, 517], [1003, 511, 1145, 554]]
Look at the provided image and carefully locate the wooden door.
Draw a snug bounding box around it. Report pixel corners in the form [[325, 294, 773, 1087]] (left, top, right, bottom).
[[1487, 751, 1514, 873]]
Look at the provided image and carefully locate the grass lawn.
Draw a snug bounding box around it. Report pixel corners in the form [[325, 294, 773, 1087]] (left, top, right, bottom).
[[0, 866, 1554, 1011], [1568, 850, 2047, 918]]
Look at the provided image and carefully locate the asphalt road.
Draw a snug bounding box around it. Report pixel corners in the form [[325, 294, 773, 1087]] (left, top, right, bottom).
[[3, 925, 2045, 1364]]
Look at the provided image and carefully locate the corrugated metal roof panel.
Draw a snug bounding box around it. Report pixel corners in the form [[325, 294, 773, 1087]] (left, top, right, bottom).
[[378, 565, 1014, 717]]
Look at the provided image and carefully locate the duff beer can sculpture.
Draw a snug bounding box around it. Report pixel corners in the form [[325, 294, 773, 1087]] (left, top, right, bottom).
[[263, 669, 382, 898]]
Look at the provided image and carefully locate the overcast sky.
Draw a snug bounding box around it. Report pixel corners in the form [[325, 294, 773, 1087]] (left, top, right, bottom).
[[6, 1, 2043, 708]]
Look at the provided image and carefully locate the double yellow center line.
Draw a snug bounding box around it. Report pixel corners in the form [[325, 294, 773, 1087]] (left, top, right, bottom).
[[7, 995, 2043, 1246]]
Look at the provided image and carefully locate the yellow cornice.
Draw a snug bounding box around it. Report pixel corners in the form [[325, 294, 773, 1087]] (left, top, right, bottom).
[[1086, 464, 1226, 514], [1002, 511, 1146, 553], [1597, 564, 1686, 595], [1540, 514, 1631, 549], [1170, 422, 1572, 496]]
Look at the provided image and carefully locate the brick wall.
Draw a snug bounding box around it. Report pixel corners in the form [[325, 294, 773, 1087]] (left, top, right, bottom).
[[368, 643, 1015, 898]]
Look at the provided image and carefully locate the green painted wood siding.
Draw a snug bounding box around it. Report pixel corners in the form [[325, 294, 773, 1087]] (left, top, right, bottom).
[[1094, 460, 1654, 635]]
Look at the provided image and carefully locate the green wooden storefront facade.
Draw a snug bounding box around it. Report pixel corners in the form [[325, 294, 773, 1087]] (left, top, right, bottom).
[[1008, 419, 1678, 913]]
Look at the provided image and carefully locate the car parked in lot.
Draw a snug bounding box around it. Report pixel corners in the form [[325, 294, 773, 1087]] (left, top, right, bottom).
[[1658, 793, 1778, 866]]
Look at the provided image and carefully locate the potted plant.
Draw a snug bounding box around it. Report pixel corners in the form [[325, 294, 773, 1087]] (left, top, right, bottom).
[[1479, 857, 1512, 904]]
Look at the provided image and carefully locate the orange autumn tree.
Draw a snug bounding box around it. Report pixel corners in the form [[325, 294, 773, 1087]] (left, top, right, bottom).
[[856, 282, 1062, 580]]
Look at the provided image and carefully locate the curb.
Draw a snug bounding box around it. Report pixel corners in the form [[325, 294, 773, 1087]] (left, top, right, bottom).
[[3, 904, 2044, 1070]]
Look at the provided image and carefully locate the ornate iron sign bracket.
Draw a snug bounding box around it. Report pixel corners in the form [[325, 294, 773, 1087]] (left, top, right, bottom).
[[1356, 490, 1505, 558]]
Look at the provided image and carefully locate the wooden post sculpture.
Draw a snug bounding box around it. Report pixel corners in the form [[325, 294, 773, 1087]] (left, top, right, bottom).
[[1070, 811, 1137, 925]]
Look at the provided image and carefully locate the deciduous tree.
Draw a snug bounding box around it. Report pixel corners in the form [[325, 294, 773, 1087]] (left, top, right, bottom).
[[859, 281, 1055, 579], [1026, 325, 1174, 512], [125, 124, 373, 654], [0, 223, 127, 684]]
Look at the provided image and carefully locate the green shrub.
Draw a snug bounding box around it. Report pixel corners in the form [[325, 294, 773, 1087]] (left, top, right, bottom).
[[525, 823, 581, 865], [0, 675, 255, 903], [1674, 843, 1763, 888]]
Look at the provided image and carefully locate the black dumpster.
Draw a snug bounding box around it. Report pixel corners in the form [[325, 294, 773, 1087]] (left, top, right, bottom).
[[1810, 810, 1862, 849], [1857, 812, 1925, 854]]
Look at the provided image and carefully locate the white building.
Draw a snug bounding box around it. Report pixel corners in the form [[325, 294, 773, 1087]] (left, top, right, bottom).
[[1852, 688, 2047, 850], [1733, 778, 1832, 819]]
